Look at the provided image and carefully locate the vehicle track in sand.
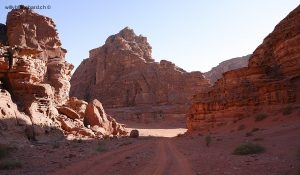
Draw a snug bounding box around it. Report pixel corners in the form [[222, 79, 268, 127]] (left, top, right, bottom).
[[49, 138, 194, 175]]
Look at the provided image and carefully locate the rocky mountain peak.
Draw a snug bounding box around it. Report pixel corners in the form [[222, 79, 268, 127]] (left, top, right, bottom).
[[71, 28, 210, 119], [115, 26, 136, 42], [102, 27, 153, 62], [6, 7, 64, 59]]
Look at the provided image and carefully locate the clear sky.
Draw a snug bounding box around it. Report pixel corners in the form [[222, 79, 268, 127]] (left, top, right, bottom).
[[0, 1, 299, 72]]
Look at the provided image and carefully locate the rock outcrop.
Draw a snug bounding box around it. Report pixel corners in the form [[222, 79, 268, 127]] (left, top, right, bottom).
[[70, 27, 210, 120], [0, 6, 126, 143], [204, 55, 250, 84], [186, 5, 300, 131]]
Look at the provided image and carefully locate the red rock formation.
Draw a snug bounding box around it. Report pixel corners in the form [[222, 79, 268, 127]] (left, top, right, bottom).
[[0, 89, 32, 142], [70, 27, 210, 119], [204, 55, 250, 84], [0, 7, 126, 143], [186, 5, 300, 131], [0, 23, 7, 46]]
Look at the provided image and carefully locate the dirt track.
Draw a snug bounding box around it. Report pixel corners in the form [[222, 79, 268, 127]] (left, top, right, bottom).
[[49, 138, 194, 175], [138, 139, 194, 175]]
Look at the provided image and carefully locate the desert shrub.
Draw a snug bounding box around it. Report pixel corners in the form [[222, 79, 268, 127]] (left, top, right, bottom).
[[233, 113, 246, 123], [297, 147, 300, 161], [205, 135, 212, 147], [238, 124, 246, 131], [0, 145, 9, 159], [245, 132, 253, 137], [282, 106, 293, 115], [103, 135, 110, 140], [52, 141, 60, 149], [252, 138, 264, 141], [233, 142, 265, 155], [255, 113, 267, 122], [119, 141, 133, 147], [0, 160, 21, 170], [96, 142, 107, 152]]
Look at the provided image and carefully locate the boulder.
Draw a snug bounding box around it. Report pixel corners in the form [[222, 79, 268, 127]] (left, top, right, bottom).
[[58, 106, 81, 120], [129, 129, 139, 138], [84, 99, 109, 127]]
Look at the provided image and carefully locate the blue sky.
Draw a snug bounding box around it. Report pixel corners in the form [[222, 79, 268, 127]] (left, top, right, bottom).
[[0, 1, 299, 72]]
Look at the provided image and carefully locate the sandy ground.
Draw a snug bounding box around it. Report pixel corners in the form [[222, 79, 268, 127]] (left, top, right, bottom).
[[1, 109, 300, 175]]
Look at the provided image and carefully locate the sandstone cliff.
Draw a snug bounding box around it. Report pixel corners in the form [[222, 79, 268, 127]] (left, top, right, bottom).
[[186, 5, 300, 131], [70, 27, 210, 120], [0, 6, 126, 143], [204, 55, 250, 84]]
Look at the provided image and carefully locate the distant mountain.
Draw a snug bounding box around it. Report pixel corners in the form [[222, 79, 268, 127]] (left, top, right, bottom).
[[204, 55, 251, 84], [70, 27, 210, 119]]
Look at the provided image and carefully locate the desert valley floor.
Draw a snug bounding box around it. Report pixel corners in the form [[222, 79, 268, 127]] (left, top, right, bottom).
[[1, 110, 300, 175]]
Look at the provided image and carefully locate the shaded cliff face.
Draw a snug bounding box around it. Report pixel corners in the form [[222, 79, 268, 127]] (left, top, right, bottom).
[[186, 5, 300, 131], [0, 7, 126, 143], [204, 55, 250, 84], [70, 27, 210, 119]]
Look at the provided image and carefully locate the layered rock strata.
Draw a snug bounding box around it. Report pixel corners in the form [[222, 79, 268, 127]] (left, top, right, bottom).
[[0, 6, 126, 143], [204, 55, 250, 84], [70, 27, 210, 120], [186, 5, 300, 131]]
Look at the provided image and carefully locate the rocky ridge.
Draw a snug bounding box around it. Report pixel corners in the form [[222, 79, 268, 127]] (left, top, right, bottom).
[[186, 5, 300, 131], [0, 6, 126, 143], [204, 55, 250, 84], [70, 27, 210, 121]]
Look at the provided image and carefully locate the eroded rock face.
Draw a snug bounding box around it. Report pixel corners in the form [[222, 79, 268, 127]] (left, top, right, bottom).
[[186, 5, 300, 131], [0, 89, 32, 143], [70, 27, 210, 119], [204, 55, 250, 84], [0, 23, 7, 46], [0, 7, 126, 142]]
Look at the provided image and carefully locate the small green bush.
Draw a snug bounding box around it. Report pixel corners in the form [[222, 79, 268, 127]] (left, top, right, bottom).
[[255, 113, 267, 122], [233, 142, 265, 155], [245, 132, 253, 137], [52, 141, 60, 149], [0, 146, 9, 159], [282, 106, 293, 115], [297, 147, 300, 161], [205, 135, 212, 147], [0, 160, 22, 170], [233, 113, 246, 123], [252, 138, 264, 141], [96, 142, 107, 152], [238, 124, 246, 131], [119, 141, 133, 146]]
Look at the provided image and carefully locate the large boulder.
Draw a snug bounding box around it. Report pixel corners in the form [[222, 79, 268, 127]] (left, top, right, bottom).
[[84, 99, 109, 127]]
